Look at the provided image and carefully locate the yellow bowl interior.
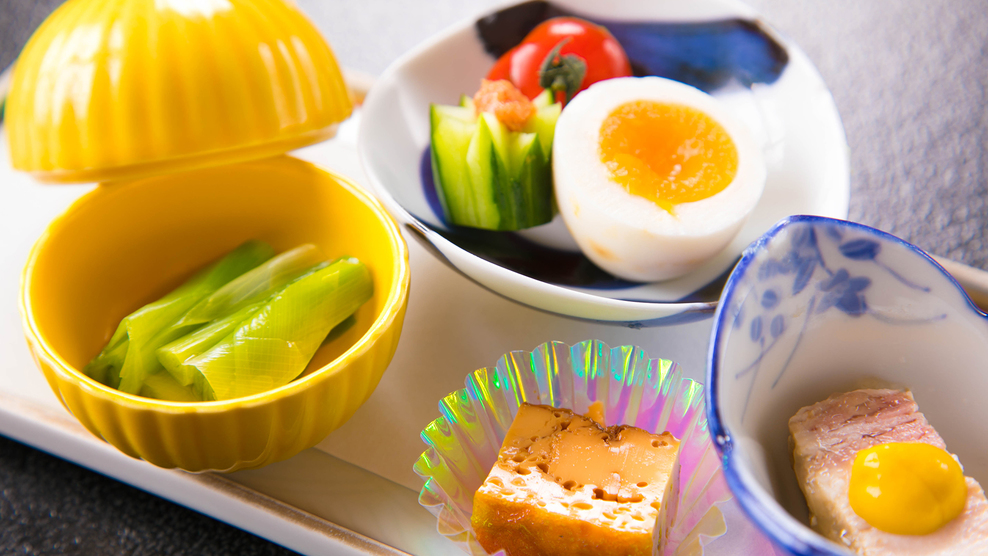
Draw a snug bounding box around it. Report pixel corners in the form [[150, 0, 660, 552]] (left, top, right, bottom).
[[20, 155, 409, 469]]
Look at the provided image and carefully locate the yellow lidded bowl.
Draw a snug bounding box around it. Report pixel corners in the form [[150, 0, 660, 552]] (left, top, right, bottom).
[[9, 0, 410, 472], [21, 156, 410, 471]]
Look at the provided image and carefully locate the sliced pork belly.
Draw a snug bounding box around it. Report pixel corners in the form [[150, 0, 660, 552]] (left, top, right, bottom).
[[789, 388, 988, 555]]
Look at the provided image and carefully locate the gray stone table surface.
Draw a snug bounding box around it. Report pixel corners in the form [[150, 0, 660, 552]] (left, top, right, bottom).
[[0, 0, 986, 554]]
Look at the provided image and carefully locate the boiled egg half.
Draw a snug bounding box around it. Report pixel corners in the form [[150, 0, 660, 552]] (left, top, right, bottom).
[[553, 76, 766, 282]]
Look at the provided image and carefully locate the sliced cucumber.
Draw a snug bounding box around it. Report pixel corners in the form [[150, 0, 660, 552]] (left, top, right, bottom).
[[430, 104, 480, 226], [527, 101, 562, 160], [429, 94, 561, 231], [512, 133, 553, 229], [531, 89, 554, 109], [464, 113, 502, 228]]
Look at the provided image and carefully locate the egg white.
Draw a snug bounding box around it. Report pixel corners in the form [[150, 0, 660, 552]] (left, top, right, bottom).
[[553, 76, 766, 282]]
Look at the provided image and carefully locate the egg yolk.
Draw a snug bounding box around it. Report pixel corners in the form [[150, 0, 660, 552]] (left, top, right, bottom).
[[848, 442, 967, 535], [598, 100, 738, 213]]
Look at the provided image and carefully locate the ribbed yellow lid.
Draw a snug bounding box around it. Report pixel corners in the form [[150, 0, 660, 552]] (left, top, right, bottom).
[[5, 0, 353, 184]]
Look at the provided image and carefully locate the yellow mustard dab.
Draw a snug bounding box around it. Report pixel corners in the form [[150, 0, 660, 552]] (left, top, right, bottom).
[[849, 442, 967, 535]]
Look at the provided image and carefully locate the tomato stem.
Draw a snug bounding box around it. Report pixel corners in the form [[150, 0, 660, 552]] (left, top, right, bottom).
[[538, 38, 586, 105]]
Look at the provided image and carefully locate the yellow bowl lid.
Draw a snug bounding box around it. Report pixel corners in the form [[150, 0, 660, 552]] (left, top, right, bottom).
[[5, 0, 353, 184]]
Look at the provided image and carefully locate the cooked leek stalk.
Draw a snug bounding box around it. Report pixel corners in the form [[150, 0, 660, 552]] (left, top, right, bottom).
[[175, 244, 325, 328], [157, 303, 265, 387], [157, 304, 356, 395], [156, 259, 333, 386], [83, 337, 129, 386], [107, 240, 275, 394], [140, 370, 199, 402], [188, 258, 373, 401], [133, 244, 326, 389]]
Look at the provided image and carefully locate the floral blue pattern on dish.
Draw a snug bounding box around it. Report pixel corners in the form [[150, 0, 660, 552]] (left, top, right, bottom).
[[729, 220, 947, 422]]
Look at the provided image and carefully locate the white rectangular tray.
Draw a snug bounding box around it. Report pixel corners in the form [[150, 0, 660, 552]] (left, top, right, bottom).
[[5, 70, 988, 551]]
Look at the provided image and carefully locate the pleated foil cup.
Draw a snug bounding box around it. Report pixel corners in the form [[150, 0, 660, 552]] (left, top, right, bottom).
[[414, 339, 782, 556]]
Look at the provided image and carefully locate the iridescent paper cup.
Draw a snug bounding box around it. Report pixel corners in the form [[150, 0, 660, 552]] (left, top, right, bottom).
[[414, 340, 784, 556]]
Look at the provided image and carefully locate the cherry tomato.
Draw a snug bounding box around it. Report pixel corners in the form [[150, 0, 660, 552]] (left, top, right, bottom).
[[486, 17, 632, 102]]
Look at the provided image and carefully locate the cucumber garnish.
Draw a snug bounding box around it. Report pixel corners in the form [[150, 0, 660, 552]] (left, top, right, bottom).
[[429, 93, 560, 231]]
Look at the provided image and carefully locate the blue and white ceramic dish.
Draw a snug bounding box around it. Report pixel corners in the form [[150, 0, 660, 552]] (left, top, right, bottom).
[[358, 0, 849, 325], [707, 215, 988, 555]]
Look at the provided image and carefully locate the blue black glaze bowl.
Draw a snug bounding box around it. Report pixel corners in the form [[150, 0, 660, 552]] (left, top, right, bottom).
[[707, 215, 988, 555], [358, 0, 849, 325]]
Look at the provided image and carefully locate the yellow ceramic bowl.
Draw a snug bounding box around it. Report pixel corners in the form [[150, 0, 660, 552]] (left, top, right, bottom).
[[20, 155, 410, 472]]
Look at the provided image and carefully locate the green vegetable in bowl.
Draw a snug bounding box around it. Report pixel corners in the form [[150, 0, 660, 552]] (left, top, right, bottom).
[[156, 301, 267, 389], [187, 257, 373, 401], [84, 243, 373, 402], [86, 240, 275, 393], [141, 370, 199, 402], [116, 243, 326, 395], [430, 82, 561, 231], [156, 258, 333, 387], [175, 244, 325, 328]]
